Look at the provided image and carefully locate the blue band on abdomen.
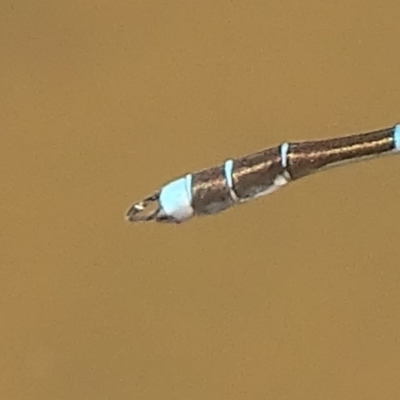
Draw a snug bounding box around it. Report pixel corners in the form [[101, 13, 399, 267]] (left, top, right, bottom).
[[394, 124, 400, 151]]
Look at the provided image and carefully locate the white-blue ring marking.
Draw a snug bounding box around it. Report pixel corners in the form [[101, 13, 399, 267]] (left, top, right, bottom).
[[394, 124, 400, 151], [158, 174, 194, 221], [280, 142, 289, 169], [224, 159, 239, 202], [224, 159, 234, 189]]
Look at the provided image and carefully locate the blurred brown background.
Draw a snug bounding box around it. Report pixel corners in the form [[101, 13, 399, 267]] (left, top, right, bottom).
[[1, 1, 400, 399]]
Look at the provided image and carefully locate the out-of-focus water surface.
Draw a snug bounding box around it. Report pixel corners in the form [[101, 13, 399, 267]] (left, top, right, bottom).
[[2, 1, 400, 399]]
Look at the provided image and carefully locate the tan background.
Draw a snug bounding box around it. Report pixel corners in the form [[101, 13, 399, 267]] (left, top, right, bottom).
[[2, 1, 400, 399]]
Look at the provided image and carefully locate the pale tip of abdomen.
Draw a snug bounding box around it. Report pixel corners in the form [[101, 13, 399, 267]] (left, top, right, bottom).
[[125, 192, 160, 223]]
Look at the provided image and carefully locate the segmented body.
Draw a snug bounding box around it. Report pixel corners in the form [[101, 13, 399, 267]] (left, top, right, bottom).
[[126, 124, 400, 224]]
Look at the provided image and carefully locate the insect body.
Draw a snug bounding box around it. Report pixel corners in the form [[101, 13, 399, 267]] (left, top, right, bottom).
[[126, 124, 400, 224]]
